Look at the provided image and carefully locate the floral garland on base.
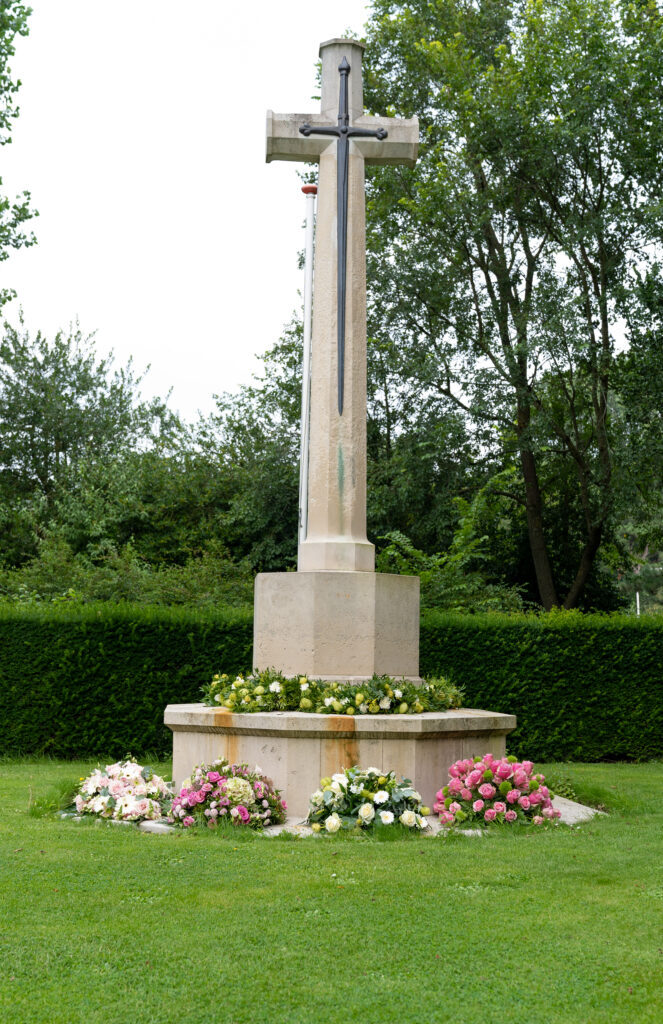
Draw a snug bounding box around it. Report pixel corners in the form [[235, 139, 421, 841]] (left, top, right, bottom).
[[202, 669, 462, 716], [307, 765, 430, 833], [169, 758, 287, 830], [435, 754, 562, 827], [73, 760, 172, 822]]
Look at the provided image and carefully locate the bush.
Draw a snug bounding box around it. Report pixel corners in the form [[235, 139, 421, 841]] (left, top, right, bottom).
[[0, 604, 252, 757], [420, 610, 663, 761]]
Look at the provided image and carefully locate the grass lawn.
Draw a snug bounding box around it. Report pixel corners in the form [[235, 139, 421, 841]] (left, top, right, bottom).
[[1, 759, 662, 1024]]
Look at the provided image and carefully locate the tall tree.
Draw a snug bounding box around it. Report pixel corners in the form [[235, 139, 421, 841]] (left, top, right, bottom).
[[0, 1, 36, 307], [362, 0, 663, 608]]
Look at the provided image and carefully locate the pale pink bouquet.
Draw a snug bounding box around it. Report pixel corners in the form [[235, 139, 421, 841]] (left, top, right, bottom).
[[434, 753, 562, 828]]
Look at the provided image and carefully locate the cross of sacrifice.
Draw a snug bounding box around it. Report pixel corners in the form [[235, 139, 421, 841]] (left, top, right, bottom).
[[266, 38, 418, 575]]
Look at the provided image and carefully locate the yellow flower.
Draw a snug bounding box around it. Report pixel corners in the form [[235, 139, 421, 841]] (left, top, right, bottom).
[[368, 701, 380, 714], [420, 806, 431, 816], [378, 776, 387, 786], [311, 822, 322, 833], [354, 692, 365, 706], [346, 706, 355, 715]]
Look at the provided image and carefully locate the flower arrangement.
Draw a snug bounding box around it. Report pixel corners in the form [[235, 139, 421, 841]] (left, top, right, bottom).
[[73, 759, 172, 821], [202, 668, 462, 716], [434, 753, 562, 827], [169, 758, 287, 830], [307, 765, 430, 832]]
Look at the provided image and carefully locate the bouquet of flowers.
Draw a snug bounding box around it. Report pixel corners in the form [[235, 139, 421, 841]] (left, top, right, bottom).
[[434, 753, 562, 827], [169, 758, 287, 830], [74, 759, 172, 822], [307, 765, 430, 832], [202, 668, 462, 716]]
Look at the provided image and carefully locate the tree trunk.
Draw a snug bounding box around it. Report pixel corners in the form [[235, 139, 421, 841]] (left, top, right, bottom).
[[517, 405, 558, 609], [562, 524, 603, 609]]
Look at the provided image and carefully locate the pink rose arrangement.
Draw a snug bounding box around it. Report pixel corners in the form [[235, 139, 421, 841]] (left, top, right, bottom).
[[169, 757, 287, 830], [434, 753, 562, 828], [73, 759, 172, 822]]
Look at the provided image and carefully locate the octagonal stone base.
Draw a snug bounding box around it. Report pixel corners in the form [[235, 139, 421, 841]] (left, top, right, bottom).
[[253, 570, 420, 681], [165, 705, 517, 819]]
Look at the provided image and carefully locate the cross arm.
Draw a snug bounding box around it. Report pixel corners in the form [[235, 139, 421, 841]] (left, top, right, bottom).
[[266, 111, 331, 163], [351, 115, 419, 168]]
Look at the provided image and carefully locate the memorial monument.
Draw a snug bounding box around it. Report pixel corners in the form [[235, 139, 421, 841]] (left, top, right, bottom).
[[165, 40, 515, 816]]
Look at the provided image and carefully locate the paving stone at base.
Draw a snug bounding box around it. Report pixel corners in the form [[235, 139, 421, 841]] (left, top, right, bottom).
[[552, 795, 605, 824], [138, 820, 176, 835]]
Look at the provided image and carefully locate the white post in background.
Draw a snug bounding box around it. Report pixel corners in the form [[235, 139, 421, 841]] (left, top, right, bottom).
[[298, 184, 317, 546], [636, 589, 641, 616]]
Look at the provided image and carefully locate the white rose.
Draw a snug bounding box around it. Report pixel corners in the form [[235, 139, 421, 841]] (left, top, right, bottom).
[[416, 815, 428, 829], [373, 790, 389, 805], [379, 697, 391, 710], [393, 689, 402, 700], [324, 696, 334, 707], [358, 803, 375, 823], [411, 790, 421, 802], [310, 789, 324, 806], [269, 681, 281, 693], [400, 809, 417, 827], [325, 813, 342, 833], [331, 772, 347, 785], [359, 703, 369, 714], [366, 767, 382, 775], [379, 810, 394, 825]]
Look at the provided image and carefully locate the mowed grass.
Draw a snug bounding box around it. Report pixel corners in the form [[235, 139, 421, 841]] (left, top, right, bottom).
[[1, 760, 662, 1024]]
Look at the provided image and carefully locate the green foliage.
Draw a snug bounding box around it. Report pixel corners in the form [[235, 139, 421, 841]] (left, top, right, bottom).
[[420, 610, 663, 761], [0, 604, 253, 757], [0, 2, 35, 308]]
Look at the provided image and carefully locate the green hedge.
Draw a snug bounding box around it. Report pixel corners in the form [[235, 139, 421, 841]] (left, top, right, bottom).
[[0, 604, 252, 758], [1, 604, 661, 761], [420, 611, 663, 761]]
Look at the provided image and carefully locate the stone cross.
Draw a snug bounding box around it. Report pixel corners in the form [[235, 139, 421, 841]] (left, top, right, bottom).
[[267, 38, 418, 574]]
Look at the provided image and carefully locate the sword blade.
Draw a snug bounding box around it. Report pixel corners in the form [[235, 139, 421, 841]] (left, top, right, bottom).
[[337, 132, 349, 416]]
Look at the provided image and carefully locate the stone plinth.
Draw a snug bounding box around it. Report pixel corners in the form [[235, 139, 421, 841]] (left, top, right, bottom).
[[253, 570, 420, 681], [165, 705, 517, 819]]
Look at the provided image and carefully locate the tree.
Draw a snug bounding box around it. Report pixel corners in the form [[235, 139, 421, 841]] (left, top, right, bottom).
[[0, 2, 36, 308], [0, 321, 178, 563], [362, 0, 663, 608]]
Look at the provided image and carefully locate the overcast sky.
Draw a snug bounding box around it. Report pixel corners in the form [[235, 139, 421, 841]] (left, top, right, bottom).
[[2, 0, 370, 421]]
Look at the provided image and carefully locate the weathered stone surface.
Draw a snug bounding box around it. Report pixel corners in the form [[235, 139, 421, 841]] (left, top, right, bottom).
[[253, 570, 420, 680], [138, 820, 175, 835], [552, 795, 606, 824], [165, 704, 516, 819]]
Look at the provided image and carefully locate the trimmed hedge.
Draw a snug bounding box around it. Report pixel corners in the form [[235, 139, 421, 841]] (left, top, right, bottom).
[[1, 605, 661, 761], [420, 611, 663, 762], [0, 604, 252, 758]]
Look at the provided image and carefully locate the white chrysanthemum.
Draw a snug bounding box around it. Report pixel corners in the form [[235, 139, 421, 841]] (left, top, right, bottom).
[[324, 696, 334, 707], [300, 682, 309, 691], [379, 697, 391, 710], [393, 689, 402, 700], [325, 813, 342, 833], [331, 772, 347, 785], [416, 815, 428, 829], [310, 789, 324, 806], [269, 681, 281, 693], [350, 783, 363, 795], [379, 810, 394, 825], [358, 803, 375, 823], [373, 790, 389, 805], [400, 809, 417, 827], [359, 703, 369, 714]]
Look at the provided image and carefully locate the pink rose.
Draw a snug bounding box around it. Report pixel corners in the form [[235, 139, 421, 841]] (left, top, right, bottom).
[[237, 805, 250, 823], [433, 801, 445, 814], [484, 808, 497, 822], [440, 811, 455, 824], [505, 810, 517, 823], [201, 782, 213, 793], [448, 778, 463, 796], [496, 762, 512, 780], [182, 816, 195, 827], [542, 807, 555, 819], [518, 796, 531, 811], [478, 783, 496, 799], [532, 815, 544, 825], [281, 800, 287, 810], [522, 761, 534, 774], [554, 808, 562, 819], [539, 785, 549, 798], [513, 770, 528, 788], [467, 770, 483, 788], [472, 799, 485, 813], [528, 791, 543, 806], [461, 788, 473, 802], [506, 789, 521, 804], [493, 802, 506, 814], [449, 801, 461, 814], [207, 771, 221, 783], [435, 788, 445, 802], [483, 754, 496, 767], [449, 763, 463, 778]]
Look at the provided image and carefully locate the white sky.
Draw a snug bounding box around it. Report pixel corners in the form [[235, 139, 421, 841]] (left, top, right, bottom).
[[2, 0, 370, 421]]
